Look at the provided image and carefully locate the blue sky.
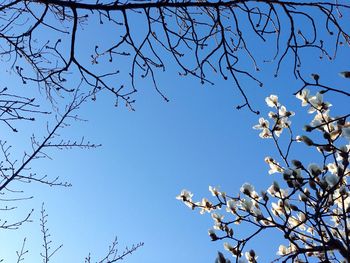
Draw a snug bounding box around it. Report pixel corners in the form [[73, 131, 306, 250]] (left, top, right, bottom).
[[1, 3, 350, 263]]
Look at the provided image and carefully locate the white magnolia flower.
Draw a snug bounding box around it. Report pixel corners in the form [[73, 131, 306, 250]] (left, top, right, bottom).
[[224, 242, 234, 251], [296, 89, 310, 106], [308, 92, 332, 113], [271, 203, 280, 216], [278, 105, 295, 118], [325, 173, 339, 187], [253, 118, 272, 138], [241, 198, 253, 212], [252, 207, 262, 217], [209, 186, 220, 196], [176, 189, 193, 201], [268, 111, 277, 119], [277, 245, 289, 255], [226, 199, 237, 213], [265, 157, 283, 174], [330, 129, 342, 140], [310, 110, 333, 132], [267, 181, 280, 196], [260, 128, 272, 138], [273, 112, 293, 136], [327, 163, 338, 174], [279, 116, 292, 129], [211, 213, 224, 223], [273, 125, 283, 137], [280, 189, 289, 199], [288, 216, 306, 231], [224, 242, 237, 255], [240, 183, 255, 195], [265, 95, 279, 108], [272, 199, 290, 215], [213, 221, 224, 231], [308, 163, 322, 175], [245, 250, 257, 262], [337, 145, 350, 161]]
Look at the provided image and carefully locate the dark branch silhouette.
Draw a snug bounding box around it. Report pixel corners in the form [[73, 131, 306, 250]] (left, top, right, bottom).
[[1, 1, 349, 114]]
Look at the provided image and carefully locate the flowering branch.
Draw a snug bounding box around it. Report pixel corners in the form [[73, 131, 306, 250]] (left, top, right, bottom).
[[177, 76, 350, 262]]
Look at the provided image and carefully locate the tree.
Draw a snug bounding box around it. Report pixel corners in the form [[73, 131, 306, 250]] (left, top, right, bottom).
[[177, 75, 350, 262], [0, 90, 143, 261], [0, 0, 349, 262], [2, 1, 349, 114]]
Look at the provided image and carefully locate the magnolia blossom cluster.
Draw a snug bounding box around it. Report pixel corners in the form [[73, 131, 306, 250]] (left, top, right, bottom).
[[296, 89, 350, 141], [253, 95, 295, 138], [176, 187, 221, 214], [177, 92, 350, 262]]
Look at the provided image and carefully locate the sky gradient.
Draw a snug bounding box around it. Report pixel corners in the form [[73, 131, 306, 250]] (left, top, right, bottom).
[[1, 3, 350, 263]]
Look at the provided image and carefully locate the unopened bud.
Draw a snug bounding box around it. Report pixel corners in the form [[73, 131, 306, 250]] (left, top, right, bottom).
[[304, 125, 313, 132], [261, 191, 269, 202], [299, 193, 308, 202], [321, 145, 333, 152], [208, 229, 217, 241], [290, 204, 299, 211], [287, 180, 294, 188], [229, 228, 234, 237], [308, 164, 322, 176], [339, 71, 350, 78], [248, 249, 256, 258], [283, 172, 290, 181], [216, 252, 226, 263], [323, 132, 331, 140], [273, 181, 280, 192], [285, 111, 293, 117], [304, 188, 311, 196], [292, 160, 302, 168], [311, 73, 320, 82], [300, 135, 314, 146]]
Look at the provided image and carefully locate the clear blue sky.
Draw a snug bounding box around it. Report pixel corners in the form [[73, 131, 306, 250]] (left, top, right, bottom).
[[0, 3, 349, 263]]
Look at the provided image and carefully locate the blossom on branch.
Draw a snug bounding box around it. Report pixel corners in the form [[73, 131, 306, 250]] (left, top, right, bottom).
[[177, 85, 350, 261], [254, 95, 294, 138]]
